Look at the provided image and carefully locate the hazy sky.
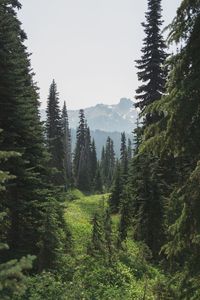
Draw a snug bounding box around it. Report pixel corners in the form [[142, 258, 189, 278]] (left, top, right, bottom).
[[18, 0, 181, 110]]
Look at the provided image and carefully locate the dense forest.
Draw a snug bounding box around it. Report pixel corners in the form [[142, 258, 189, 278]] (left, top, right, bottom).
[[0, 0, 200, 299]]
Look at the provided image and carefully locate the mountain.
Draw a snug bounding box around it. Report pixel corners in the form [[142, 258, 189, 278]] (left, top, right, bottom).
[[68, 98, 137, 133], [40, 98, 137, 158], [40, 98, 137, 133]]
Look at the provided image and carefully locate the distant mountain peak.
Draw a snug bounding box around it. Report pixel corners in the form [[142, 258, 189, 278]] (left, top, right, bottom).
[[40, 98, 138, 133]]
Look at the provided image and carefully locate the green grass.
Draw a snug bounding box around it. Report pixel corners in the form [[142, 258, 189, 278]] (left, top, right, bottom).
[[65, 193, 110, 255]]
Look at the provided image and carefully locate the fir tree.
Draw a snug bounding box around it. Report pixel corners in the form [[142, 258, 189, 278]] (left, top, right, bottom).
[[46, 80, 64, 186], [61, 101, 72, 188], [109, 163, 123, 213], [135, 0, 167, 125], [0, 1, 70, 271], [73, 109, 86, 187], [88, 212, 105, 256], [120, 132, 128, 180], [127, 138, 133, 162]]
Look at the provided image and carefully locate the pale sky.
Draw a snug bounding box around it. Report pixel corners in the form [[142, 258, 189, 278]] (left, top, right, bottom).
[[18, 0, 182, 110]]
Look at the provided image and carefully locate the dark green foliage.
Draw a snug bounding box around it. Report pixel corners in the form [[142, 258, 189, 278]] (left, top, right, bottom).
[[109, 163, 123, 213], [73, 110, 97, 191], [46, 80, 64, 186], [120, 132, 128, 179], [135, 0, 167, 125], [0, 147, 34, 300], [0, 0, 52, 261], [38, 198, 72, 271], [61, 101, 72, 188], [73, 109, 85, 183], [94, 164, 103, 193], [118, 186, 133, 246], [129, 154, 165, 258], [101, 137, 116, 189], [91, 139, 98, 181], [127, 138, 133, 162], [88, 212, 105, 256]]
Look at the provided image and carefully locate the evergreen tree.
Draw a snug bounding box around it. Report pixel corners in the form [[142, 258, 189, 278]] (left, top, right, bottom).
[[46, 80, 64, 186], [61, 101, 72, 189], [127, 138, 133, 162], [88, 212, 105, 256], [120, 132, 128, 180], [91, 139, 98, 181], [0, 143, 33, 299], [101, 137, 115, 189], [94, 164, 103, 194], [0, 1, 70, 271], [129, 154, 165, 258], [73, 109, 86, 188], [135, 0, 167, 125], [104, 209, 113, 264], [109, 162, 123, 213], [118, 186, 133, 246]]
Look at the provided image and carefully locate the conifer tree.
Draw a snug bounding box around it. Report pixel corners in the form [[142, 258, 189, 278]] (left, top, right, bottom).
[[88, 212, 105, 256], [94, 164, 103, 194], [101, 137, 116, 189], [135, 0, 167, 125], [104, 209, 113, 264], [0, 1, 70, 271], [46, 80, 64, 186], [109, 163, 123, 213], [73, 109, 86, 187], [0, 142, 33, 299], [127, 138, 133, 162], [120, 132, 128, 180], [61, 101, 72, 189], [91, 139, 98, 181]]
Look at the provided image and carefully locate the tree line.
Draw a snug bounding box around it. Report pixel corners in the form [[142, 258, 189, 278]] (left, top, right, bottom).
[[108, 0, 200, 298]]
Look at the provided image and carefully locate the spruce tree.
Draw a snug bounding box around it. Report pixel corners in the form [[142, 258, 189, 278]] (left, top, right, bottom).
[[91, 139, 98, 181], [135, 0, 167, 125], [109, 163, 123, 213], [101, 137, 116, 189], [73, 109, 86, 187], [0, 1, 70, 271], [61, 101, 72, 189], [46, 80, 64, 186], [120, 132, 128, 180]]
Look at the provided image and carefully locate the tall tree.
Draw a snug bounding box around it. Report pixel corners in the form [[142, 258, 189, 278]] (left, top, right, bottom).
[[46, 80, 64, 185], [73, 109, 86, 186], [120, 132, 128, 180], [0, 1, 70, 271], [61, 101, 72, 188], [135, 0, 167, 125], [101, 137, 115, 189]]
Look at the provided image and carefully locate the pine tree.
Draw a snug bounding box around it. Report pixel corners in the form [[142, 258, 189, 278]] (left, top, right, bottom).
[[88, 212, 105, 256], [127, 138, 133, 162], [109, 162, 123, 213], [91, 139, 98, 181], [94, 164, 103, 194], [135, 0, 167, 125], [0, 1, 70, 271], [120, 132, 128, 180], [101, 137, 116, 189], [104, 209, 113, 264], [0, 141, 34, 299], [73, 109, 86, 187], [61, 101, 72, 189], [46, 80, 64, 186]]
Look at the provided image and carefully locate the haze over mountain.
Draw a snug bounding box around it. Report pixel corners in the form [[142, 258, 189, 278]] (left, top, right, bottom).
[[40, 98, 137, 133]]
